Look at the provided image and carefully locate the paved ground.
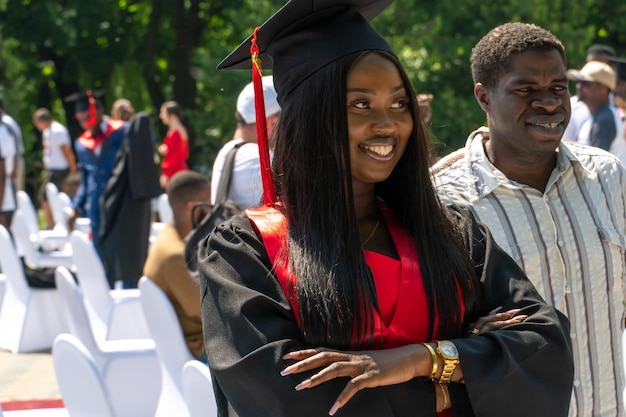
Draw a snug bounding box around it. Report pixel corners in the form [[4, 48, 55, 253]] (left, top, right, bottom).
[[0, 349, 61, 403]]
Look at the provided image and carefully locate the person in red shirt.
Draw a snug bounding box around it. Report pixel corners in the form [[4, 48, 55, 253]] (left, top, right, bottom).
[[158, 100, 189, 189]]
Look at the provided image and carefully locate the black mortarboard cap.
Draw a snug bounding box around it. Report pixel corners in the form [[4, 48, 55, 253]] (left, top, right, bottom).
[[64, 89, 105, 113], [217, 0, 395, 104], [609, 57, 626, 82]]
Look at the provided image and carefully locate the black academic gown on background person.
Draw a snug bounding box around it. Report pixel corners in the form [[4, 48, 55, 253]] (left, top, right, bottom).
[[198, 207, 574, 417], [99, 112, 162, 288]]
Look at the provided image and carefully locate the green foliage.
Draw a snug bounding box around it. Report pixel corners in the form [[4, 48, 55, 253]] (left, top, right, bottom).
[[0, 0, 624, 171]]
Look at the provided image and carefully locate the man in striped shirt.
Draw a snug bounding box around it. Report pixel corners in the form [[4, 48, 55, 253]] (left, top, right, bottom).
[[433, 23, 626, 417]]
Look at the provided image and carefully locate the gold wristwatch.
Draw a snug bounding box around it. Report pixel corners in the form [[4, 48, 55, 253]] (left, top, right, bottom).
[[436, 340, 459, 383]]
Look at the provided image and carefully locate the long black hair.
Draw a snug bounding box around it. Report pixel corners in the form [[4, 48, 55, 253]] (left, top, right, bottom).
[[272, 51, 477, 349]]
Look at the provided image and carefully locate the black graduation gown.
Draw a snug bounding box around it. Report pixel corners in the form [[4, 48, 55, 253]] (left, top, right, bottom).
[[98, 112, 162, 288], [198, 207, 574, 417]]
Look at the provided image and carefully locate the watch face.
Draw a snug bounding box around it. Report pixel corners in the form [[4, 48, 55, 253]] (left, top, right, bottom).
[[440, 342, 458, 357]]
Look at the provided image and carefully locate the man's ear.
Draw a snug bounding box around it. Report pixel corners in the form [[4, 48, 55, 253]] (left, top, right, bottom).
[[474, 83, 490, 113]]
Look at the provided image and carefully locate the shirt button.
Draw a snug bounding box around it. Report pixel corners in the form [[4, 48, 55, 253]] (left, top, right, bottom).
[[564, 287, 571, 294], [573, 379, 580, 387], [558, 240, 564, 246], [570, 332, 576, 339]]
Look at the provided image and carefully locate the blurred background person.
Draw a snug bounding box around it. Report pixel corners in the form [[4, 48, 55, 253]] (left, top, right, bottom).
[[0, 117, 16, 229], [564, 44, 616, 141], [210, 75, 280, 209], [32, 107, 77, 229], [65, 89, 125, 252], [0, 95, 24, 192], [110, 98, 135, 122], [158, 100, 188, 190], [566, 61, 618, 152], [144, 170, 210, 362]]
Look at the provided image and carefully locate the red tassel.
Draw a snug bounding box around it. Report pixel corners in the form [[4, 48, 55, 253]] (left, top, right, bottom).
[[85, 90, 98, 129], [250, 27, 277, 206]]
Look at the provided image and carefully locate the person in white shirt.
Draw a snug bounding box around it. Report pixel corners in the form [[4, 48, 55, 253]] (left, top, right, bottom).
[[0, 96, 24, 192], [563, 44, 615, 141], [0, 121, 16, 229], [210, 76, 280, 209], [33, 108, 77, 228]]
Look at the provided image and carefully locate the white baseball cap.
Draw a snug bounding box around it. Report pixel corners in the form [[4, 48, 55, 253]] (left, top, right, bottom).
[[236, 75, 280, 124]]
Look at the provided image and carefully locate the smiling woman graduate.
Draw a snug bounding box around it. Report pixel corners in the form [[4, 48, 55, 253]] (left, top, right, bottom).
[[197, 1, 574, 416]]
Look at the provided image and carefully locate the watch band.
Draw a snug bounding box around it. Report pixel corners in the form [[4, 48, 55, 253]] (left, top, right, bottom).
[[438, 358, 457, 383], [421, 343, 438, 381]]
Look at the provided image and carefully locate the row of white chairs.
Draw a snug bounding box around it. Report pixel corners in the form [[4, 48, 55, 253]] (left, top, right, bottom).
[[0, 187, 174, 352], [0, 223, 217, 416], [52, 269, 217, 417], [15, 186, 169, 269]]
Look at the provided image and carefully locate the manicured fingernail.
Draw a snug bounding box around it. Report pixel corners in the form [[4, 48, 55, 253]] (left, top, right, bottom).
[[329, 401, 340, 416], [281, 366, 294, 376], [489, 306, 502, 314], [295, 379, 311, 391]]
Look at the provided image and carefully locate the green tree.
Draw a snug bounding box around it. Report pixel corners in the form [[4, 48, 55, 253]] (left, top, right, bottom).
[[0, 0, 624, 180]]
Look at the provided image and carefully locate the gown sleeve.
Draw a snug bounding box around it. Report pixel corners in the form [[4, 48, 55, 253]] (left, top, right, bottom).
[[198, 210, 574, 417], [447, 206, 574, 417]]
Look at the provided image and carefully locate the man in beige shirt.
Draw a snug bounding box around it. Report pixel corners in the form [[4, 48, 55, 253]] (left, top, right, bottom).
[[143, 170, 211, 360]]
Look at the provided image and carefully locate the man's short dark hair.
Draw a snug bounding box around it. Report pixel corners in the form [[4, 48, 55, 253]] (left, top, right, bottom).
[[586, 44, 615, 58], [470, 22, 566, 88], [166, 170, 210, 209]]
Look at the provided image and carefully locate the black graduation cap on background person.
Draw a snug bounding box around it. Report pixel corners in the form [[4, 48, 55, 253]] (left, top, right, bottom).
[[217, 0, 395, 104], [64, 89, 106, 114], [609, 57, 626, 82]]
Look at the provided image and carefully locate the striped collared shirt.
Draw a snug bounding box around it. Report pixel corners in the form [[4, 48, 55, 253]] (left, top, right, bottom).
[[432, 127, 626, 417]]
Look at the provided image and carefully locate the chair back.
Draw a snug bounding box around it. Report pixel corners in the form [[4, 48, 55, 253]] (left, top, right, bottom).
[[10, 210, 42, 264], [70, 231, 112, 338], [157, 193, 173, 223], [55, 266, 100, 363], [0, 275, 5, 318], [0, 224, 30, 298], [139, 276, 192, 417], [16, 190, 40, 236], [52, 333, 115, 417], [182, 360, 218, 417], [46, 183, 69, 233]]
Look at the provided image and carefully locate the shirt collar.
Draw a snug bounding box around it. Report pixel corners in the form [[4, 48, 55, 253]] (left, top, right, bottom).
[[464, 127, 591, 200]]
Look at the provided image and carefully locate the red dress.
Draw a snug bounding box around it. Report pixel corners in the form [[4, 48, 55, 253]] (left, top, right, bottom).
[[247, 205, 458, 416], [160, 129, 188, 178]]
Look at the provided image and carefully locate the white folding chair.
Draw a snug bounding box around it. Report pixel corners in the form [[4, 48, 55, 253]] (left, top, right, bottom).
[[46, 183, 71, 235], [70, 230, 150, 341], [52, 334, 114, 417], [0, 274, 5, 323], [46, 183, 90, 235], [0, 225, 66, 353], [182, 360, 218, 417], [55, 267, 160, 417], [139, 276, 192, 417], [15, 190, 68, 251], [10, 210, 73, 270], [157, 193, 173, 223]]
